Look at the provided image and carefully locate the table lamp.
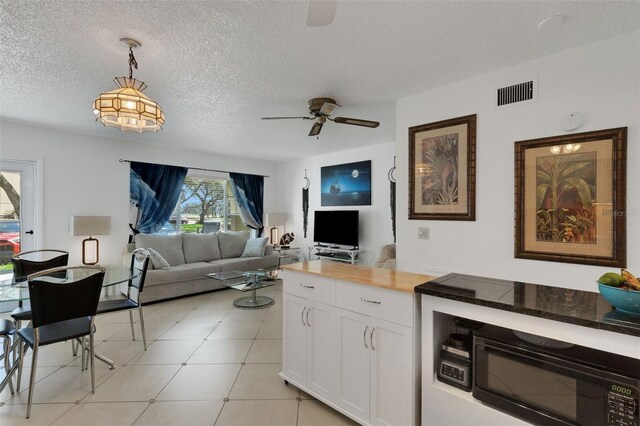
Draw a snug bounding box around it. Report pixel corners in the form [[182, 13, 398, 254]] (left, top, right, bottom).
[[264, 213, 286, 245], [70, 216, 111, 265]]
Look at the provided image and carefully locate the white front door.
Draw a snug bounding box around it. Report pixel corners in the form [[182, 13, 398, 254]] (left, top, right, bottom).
[[0, 159, 37, 272]]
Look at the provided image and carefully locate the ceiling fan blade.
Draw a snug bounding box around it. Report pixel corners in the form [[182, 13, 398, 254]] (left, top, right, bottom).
[[319, 101, 340, 116], [309, 121, 324, 136], [333, 117, 380, 128], [306, 0, 337, 27], [261, 116, 312, 120]]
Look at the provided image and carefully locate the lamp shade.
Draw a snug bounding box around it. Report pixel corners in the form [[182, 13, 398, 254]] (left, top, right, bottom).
[[264, 213, 286, 227], [70, 216, 111, 236]]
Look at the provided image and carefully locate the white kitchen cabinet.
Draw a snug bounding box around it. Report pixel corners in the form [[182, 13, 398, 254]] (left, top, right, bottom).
[[369, 317, 413, 426], [282, 292, 338, 402], [281, 268, 422, 426], [336, 308, 370, 420]]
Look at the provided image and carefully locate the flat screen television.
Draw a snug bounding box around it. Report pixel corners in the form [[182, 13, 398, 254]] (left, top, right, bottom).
[[313, 210, 359, 248]]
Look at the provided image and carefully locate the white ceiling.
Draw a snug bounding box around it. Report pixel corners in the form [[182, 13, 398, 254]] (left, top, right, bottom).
[[1, 1, 638, 161]]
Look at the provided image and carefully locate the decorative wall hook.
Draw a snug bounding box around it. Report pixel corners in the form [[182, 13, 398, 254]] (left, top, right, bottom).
[[388, 156, 397, 182], [303, 169, 311, 189]]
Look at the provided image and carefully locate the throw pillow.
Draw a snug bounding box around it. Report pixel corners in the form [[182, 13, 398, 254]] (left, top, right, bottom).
[[241, 237, 269, 258], [182, 233, 221, 263], [135, 233, 186, 266], [146, 247, 171, 270], [217, 231, 250, 259]]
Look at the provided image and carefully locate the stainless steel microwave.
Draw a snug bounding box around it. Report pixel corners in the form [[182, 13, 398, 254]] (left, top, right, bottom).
[[473, 324, 639, 426]]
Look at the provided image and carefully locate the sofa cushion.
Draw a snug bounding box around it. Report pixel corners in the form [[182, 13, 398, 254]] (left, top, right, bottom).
[[182, 233, 222, 263], [209, 254, 278, 272], [217, 231, 250, 259], [135, 234, 185, 266], [147, 248, 170, 270], [144, 262, 222, 286], [241, 237, 269, 258]]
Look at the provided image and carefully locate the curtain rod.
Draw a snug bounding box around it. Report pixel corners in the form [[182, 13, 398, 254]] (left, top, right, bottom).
[[119, 159, 270, 178]]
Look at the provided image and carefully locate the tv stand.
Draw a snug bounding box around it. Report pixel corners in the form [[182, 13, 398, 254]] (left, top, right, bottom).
[[309, 246, 362, 264]]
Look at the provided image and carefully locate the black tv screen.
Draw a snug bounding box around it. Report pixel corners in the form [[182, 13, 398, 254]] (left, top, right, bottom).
[[313, 210, 359, 248]]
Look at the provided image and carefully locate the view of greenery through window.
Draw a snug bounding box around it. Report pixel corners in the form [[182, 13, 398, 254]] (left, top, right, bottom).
[[161, 176, 249, 234]]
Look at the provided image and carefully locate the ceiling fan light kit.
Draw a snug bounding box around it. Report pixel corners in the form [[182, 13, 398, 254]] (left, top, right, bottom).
[[262, 97, 380, 137], [93, 38, 165, 133]]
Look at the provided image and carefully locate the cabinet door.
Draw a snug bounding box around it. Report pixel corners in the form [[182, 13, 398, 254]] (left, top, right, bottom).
[[283, 294, 307, 385], [336, 307, 370, 422], [369, 318, 413, 426], [306, 301, 337, 401]]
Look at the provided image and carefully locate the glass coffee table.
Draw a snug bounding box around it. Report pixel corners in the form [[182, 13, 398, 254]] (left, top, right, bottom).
[[206, 269, 279, 309]]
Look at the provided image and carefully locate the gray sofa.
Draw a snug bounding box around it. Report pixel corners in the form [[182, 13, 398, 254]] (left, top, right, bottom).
[[127, 231, 278, 303]]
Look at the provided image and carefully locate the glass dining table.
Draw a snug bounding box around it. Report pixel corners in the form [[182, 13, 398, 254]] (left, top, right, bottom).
[[0, 266, 139, 370]]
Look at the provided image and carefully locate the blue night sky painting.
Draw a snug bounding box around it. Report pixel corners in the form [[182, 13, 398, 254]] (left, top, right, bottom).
[[321, 160, 372, 206]]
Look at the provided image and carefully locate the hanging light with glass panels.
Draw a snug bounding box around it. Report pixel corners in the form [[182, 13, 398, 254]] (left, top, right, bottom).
[[93, 38, 164, 133]]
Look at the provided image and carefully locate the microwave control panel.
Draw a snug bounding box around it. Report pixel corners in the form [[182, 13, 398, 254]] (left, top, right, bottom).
[[606, 384, 638, 426]]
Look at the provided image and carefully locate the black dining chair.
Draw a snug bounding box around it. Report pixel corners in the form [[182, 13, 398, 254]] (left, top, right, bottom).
[[0, 319, 16, 395], [16, 265, 105, 419], [95, 248, 150, 351], [10, 249, 70, 327]]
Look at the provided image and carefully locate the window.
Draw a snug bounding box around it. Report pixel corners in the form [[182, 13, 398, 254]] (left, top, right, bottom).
[[157, 175, 249, 234]]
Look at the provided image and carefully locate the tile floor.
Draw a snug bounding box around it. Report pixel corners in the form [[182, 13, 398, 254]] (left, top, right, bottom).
[[0, 283, 357, 426]]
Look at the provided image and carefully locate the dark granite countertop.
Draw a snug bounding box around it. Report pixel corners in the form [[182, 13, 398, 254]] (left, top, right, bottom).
[[414, 273, 640, 337]]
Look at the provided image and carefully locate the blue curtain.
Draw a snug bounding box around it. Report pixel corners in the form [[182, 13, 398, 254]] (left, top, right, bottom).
[[229, 172, 264, 236], [130, 161, 188, 234]]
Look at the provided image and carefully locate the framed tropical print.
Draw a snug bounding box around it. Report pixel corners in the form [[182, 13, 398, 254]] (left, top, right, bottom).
[[408, 114, 476, 220], [514, 127, 627, 267]]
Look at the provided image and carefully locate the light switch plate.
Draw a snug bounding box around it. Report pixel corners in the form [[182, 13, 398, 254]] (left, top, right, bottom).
[[418, 227, 430, 240]]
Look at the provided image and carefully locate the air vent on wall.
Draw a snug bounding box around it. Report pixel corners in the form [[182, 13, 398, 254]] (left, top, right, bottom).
[[497, 80, 534, 106]]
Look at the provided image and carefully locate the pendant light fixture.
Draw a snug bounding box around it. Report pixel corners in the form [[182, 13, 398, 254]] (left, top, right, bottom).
[[93, 38, 164, 133]]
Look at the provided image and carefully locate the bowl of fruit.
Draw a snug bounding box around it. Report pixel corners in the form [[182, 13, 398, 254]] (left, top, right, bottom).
[[597, 269, 640, 316]]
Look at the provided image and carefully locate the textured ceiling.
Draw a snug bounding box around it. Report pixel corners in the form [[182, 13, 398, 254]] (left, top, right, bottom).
[[1, 1, 638, 161]]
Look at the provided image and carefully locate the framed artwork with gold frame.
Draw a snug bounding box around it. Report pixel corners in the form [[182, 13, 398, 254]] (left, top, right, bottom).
[[408, 114, 476, 221], [514, 127, 627, 267]]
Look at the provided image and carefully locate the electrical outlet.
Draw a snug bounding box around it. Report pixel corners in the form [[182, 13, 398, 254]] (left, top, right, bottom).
[[418, 227, 430, 240]]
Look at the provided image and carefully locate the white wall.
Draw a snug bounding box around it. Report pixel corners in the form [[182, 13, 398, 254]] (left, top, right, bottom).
[[0, 121, 279, 265], [276, 142, 396, 265], [396, 31, 640, 291]]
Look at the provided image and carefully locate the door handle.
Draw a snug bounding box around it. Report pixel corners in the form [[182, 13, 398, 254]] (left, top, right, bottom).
[[363, 325, 368, 349], [301, 307, 307, 326], [360, 297, 381, 305], [25, 230, 34, 235], [300, 284, 315, 289], [370, 327, 376, 351], [306, 307, 310, 327]]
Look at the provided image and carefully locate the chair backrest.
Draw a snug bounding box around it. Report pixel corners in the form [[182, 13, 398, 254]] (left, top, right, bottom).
[[12, 249, 69, 280], [128, 249, 150, 301], [27, 266, 105, 328]]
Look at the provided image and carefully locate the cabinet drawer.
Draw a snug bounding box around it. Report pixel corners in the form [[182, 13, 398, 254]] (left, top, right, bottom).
[[336, 280, 414, 327], [282, 270, 336, 305]]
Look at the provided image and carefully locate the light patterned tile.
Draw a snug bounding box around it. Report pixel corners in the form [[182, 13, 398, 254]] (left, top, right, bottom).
[[229, 364, 297, 400], [156, 364, 240, 401], [188, 339, 252, 364], [245, 339, 282, 364], [84, 365, 180, 402], [51, 401, 148, 425], [298, 400, 359, 426], [0, 402, 73, 425], [208, 322, 260, 340], [257, 321, 282, 339], [134, 400, 223, 426], [131, 340, 201, 365], [214, 400, 297, 426]]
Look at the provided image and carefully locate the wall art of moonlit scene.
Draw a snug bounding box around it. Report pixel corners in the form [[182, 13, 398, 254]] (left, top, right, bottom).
[[321, 160, 372, 206]]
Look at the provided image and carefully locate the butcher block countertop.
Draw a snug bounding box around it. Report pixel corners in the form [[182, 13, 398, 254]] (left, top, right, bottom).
[[281, 260, 437, 294]]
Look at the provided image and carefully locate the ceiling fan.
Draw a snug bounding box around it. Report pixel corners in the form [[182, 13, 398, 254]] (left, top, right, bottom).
[[261, 98, 380, 137]]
